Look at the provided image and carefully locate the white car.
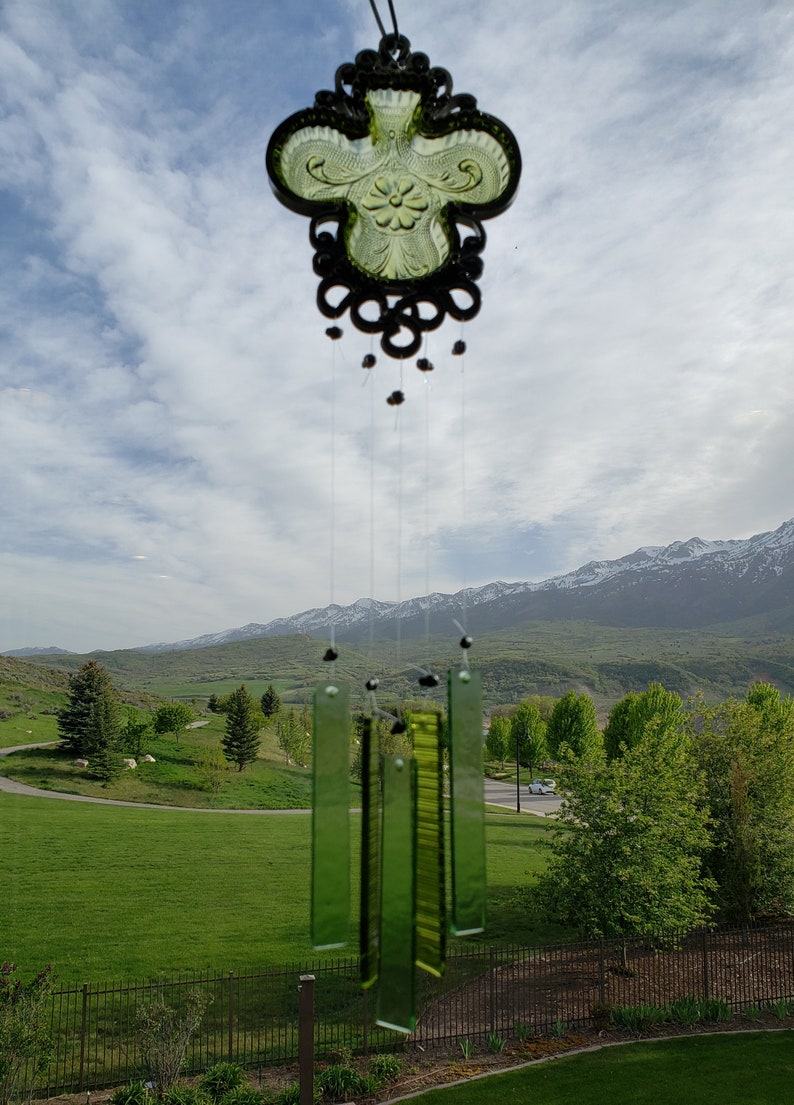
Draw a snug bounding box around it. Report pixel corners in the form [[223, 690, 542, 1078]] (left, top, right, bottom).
[[527, 778, 556, 795]]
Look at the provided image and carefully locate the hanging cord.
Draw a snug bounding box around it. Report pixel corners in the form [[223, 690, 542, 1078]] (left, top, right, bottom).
[[423, 338, 432, 648], [323, 326, 344, 668], [458, 329, 468, 635], [395, 360, 404, 666], [367, 345, 377, 662], [368, 0, 399, 40]]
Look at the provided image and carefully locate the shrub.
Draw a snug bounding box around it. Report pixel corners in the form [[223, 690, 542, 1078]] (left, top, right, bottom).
[[135, 989, 208, 1093], [200, 1062, 246, 1102], [668, 996, 702, 1026], [743, 1004, 762, 1021], [611, 1004, 669, 1034], [110, 1082, 152, 1105], [487, 1032, 506, 1054], [772, 998, 794, 1020], [160, 1086, 212, 1105], [458, 1038, 474, 1059], [0, 963, 55, 1105], [317, 1065, 361, 1101], [588, 1003, 615, 1031], [367, 1054, 401, 1085], [219, 1088, 264, 1105], [699, 998, 732, 1023]]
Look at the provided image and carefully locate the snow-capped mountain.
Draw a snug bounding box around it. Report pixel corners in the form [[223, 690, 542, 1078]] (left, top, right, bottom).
[[137, 518, 794, 653]]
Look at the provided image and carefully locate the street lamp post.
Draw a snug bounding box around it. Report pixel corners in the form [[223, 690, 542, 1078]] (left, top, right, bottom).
[[515, 734, 521, 813]]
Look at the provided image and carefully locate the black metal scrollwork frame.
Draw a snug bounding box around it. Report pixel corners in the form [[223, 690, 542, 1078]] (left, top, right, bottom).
[[266, 35, 521, 359]]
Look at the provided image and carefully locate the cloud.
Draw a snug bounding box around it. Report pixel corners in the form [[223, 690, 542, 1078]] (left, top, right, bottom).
[[1, 0, 793, 651]]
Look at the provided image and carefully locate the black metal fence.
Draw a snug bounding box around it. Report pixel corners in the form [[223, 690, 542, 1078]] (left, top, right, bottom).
[[34, 921, 794, 1096]]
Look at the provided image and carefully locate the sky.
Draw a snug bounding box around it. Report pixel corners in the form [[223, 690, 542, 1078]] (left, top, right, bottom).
[[1, 0, 793, 654]]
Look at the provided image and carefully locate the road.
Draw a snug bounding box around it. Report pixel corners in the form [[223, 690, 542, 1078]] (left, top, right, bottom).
[[483, 775, 563, 816]]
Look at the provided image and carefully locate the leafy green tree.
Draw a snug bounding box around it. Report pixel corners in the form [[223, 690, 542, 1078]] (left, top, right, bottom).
[[153, 702, 195, 744], [123, 707, 152, 759], [221, 686, 262, 771], [485, 716, 510, 767], [56, 660, 121, 758], [537, 718, 714, 937], [260, 684, 282, 719], [688, 684, 794, 922], [603, 683, 683, 759], [546, 691, 602, 761], [0, 964, 55, 1105], [135, 989, 207, 1093], [510, 701, 548, 775], [276, 708, 311, 767], [196, 747, 226, 795]]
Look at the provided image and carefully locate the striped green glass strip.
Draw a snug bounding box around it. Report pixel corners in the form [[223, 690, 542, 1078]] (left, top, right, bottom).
[[359, 716, 381, 988], [448, 670, 486, 935], [375, 754, 416, 1033], [410, 711, 445, 977], [311, 682, 350, 949]]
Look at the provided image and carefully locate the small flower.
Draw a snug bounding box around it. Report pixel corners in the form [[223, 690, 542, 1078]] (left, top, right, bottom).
[[363, 176, 429, 230]]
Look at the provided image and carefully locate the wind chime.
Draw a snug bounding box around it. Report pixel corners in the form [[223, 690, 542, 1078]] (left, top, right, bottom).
[[266, 0, 521, 1032]]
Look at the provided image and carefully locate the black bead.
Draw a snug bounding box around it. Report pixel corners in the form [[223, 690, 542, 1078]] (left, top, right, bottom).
[[418, 673, 440, 688], [325, 326, 343, 340], [361, 353, 376, 368], [365, 677, 379, 691], [460, 635, 473, 649], [417, 357, 433, 372], [323, 647, 339, 662], [452, 340, 466, 355], [391, 720, 407, 735], [386, 390, 405, 406]]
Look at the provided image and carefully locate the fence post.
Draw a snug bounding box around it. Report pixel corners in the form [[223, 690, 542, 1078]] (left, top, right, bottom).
[[598, 939, 606, 1006], [489, 947, 496, 1035], [701, 929, 709, 1002], [227, 972, 234, 1062], [298, 975, 315, 1105], [362, 987, 369, 1059], [77, 984, 89, 1093]]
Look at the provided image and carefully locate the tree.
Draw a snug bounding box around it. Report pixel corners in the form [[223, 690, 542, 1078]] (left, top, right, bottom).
[[485, 716, 510, 767], [0, 964, 55, 1105], [260, 684, 282, 719], [688, 684, 794, 922], [603, 683, 683, 759], [135, 989, 207, 1093], [153, 702, 195, 744], [546, 691, 602, 761], [57, 660, 121, 758], [510, 701, 548, 775], [221, 686, 262, 771], [276, 707, 311, 767], [122, 707, 152, 759], [536, 718, 714, 938], [196, 747, 226, 795]]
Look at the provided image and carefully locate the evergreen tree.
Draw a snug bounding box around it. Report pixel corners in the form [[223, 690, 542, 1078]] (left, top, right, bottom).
[[260, 684, 282, 719], [221, 686, 262, 771], [546, 690, 602, 761], [56, 660, 120, 758]]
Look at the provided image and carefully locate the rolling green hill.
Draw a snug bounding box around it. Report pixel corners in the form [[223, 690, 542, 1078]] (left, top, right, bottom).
[[14, 615, 794, 718]]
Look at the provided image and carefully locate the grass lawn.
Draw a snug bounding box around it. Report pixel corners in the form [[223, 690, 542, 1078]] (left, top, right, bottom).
[[1, 795, 560, 982], [409, 1032, 794, 1105], [0, 717, 318, 809]]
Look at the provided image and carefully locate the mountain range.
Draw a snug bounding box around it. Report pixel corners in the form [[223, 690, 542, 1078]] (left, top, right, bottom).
[[128, 516, 794, 652], [6, 518, 794, 660]]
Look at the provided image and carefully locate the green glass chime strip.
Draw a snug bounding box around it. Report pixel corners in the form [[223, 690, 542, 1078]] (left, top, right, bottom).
[[375, 754, 417, 1033], [410, 711, 446, 978], [448, 670, 486, 936], [359, 716, 381, 989], [311, 682, 351, 950]]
